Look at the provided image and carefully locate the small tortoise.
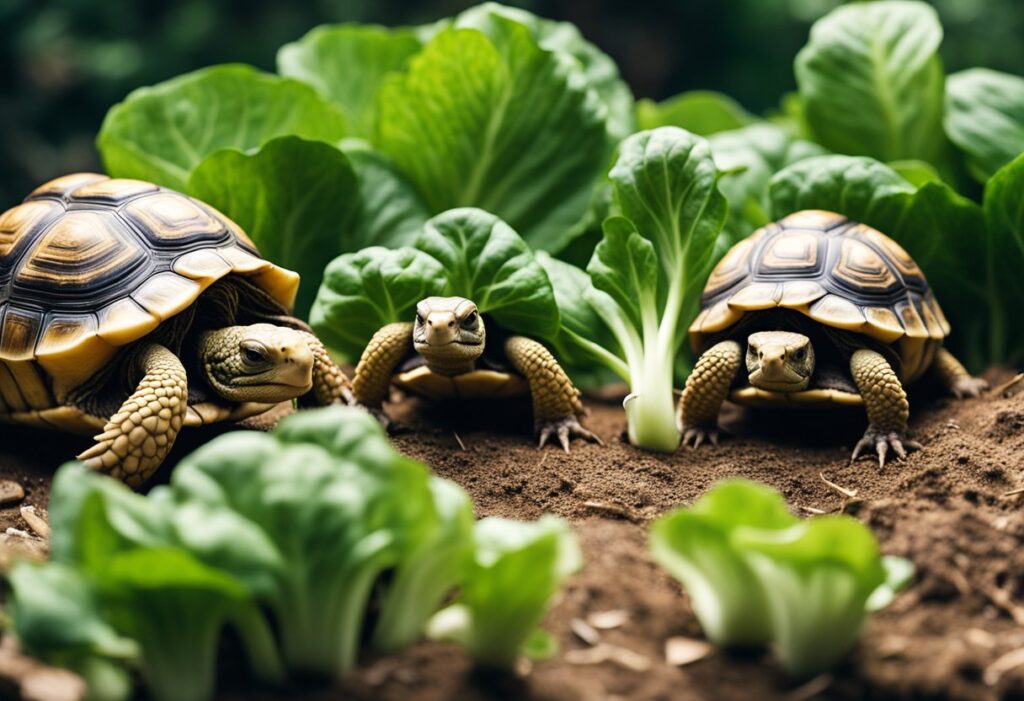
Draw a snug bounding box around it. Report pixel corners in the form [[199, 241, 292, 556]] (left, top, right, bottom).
[[0, 173, 353, 484], [353, 296, 600, 451], [679, 210, 987, 465]]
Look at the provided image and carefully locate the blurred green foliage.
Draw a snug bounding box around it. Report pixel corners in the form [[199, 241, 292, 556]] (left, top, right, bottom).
[[2, 0, 1023, 205]]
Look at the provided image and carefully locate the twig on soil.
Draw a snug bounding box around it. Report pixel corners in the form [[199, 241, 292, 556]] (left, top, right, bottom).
[[997, 373, 1024, 399], [798, 504, 826, 515], [979, 583, 1024, 626], [452, 431, 466, 451], [785, 674, 832, 701], [570, 618, 601, 646], [819, 472, 858, 498], [984, 647, 1024, 686], [1001, 487, 1024, 498], [583, 500, 635, 521]]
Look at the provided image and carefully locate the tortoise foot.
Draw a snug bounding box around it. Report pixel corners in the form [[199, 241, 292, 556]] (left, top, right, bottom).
[[679, 423, 722, 449], [537, 416, 602, 453], [950, 375, 988, 399], [851, 427, 922, 467]]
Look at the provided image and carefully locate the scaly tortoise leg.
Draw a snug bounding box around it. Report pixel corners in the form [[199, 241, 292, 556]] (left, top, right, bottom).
[[677, 340, 742, 448], [931, 347, 988, 399], [77, 344, 187, 486], [299, 331, 355, 406], [352, 322, 413, 428], [504, 336, 600, 452], [849, 348, 921, 467]]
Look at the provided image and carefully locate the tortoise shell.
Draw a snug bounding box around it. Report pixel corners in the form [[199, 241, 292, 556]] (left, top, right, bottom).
[[0, 173, 299, 401], [689, 210, 948, 385], [393, 367, 529, 400]]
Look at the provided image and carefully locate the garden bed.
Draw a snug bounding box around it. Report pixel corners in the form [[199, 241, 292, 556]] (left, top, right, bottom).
[[1, 369, 1021, 701]]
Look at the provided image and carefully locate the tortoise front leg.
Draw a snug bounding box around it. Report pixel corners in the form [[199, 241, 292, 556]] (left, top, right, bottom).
[[931, 347, 988, 399], [503, 336, 600, 452], [849, 348, 921, 466], [352, 322, 414, 427], [677, 340, 743, 448], [298, 331, 355, 406], [77, 343, 187, 486]]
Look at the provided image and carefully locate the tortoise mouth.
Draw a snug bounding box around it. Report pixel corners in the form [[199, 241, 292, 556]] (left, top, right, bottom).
[[748, 370, 811, 392]]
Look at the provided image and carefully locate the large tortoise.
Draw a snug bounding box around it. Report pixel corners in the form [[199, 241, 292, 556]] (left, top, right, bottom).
[[352, 296, 600, 451], [679, 210, 987, 465], [0, 173, 352, 484]]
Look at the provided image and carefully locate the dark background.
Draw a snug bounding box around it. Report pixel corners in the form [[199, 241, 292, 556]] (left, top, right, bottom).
[[2, 0, 1021, 206]]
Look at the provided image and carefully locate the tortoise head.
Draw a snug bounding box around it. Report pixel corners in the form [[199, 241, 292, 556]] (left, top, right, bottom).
[[745, 331, 815, 392], [413, 296, 485, 371], [198, 323, 314, 402]]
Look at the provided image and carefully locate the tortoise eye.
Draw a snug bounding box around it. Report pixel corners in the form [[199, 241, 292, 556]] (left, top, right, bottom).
[[415, 313, 424, 325], [462, 311, 479, 328], [794, 349, 807, 361], [241, 343, 269, 365]]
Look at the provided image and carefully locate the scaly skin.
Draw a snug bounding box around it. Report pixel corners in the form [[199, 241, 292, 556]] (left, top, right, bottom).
[[931, 347, 989, 399], [301, 331, 355, 406], [78, 344, 187, 486], [504, 335, 600, 452], [850, 348, 920, 466], [677, 340, 743, 448], [353, 322, 414, 424]]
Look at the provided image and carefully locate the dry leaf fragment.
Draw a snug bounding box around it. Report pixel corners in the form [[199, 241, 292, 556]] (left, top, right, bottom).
[[19, 507, 49, 540], [565, 643, 651, 671], [587, 609, 629, 630], [570, 618, 601, 646], [664, 636, 713, 666]]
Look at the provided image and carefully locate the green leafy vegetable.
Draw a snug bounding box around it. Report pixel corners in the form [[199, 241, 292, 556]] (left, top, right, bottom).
[[795, 1, 945, 165], [556, 127, 726, 451], [277, 24, 422, 138], [342, 144, 430, 250], [427, 515, 581, 668], [650, 480, 796, 646], [188, 136, 361, 317], [945, 68, 1024, 182], [98, 64, 348, 191], [980, 153, 1024, 366], [651, 479, 913, 678], [708, 123, 826, 243], [637, 90, 753, 135], [375, 22, 610, 252], [310, 246, 447, 360]]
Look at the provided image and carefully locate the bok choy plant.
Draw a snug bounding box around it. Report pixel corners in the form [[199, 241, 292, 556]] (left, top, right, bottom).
[[546, 126, 725, 451], [651, 479, 913, 678]]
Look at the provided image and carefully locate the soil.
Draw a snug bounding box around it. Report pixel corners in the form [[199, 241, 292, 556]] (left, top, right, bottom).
[[0, 369, 1022, 701]]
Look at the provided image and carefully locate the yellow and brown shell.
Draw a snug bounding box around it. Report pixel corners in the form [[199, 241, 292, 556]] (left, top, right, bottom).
[[393, 367, 529, 400], [690, 210, 948, 384], [0, 173, 299, 421]]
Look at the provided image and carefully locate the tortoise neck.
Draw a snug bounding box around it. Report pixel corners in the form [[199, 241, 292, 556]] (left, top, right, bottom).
[[422, 354, 477, 377]]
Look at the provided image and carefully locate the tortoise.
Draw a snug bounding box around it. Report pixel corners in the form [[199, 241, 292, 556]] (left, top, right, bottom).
[[678, 210, 987, 465], [352, 296, 600, 451], [0, 173, 353, 485]]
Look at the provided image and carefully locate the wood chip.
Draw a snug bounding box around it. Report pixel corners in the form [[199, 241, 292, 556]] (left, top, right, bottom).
[[565, 643, 650, 672], [820, 472, 858, 498], [965, 628, 997, 649], [19, 506, 49, 540], [570, 618, 601, 646], [0, 532, 48, 568], [798, 504, 826, 515], [984, 647, 1024, 686], [664, 636, 713, 666], [997, 373, 1024, 399], [0, 481, 24, 506], [0, 637, 85, 701], [1002, 487, 1024, 498], [587, 609, 629, 630], [452, 431, 466, 451]]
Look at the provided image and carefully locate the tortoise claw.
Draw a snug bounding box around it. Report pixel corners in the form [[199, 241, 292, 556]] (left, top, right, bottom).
[[680, 424, 722, 450], [950, 376, 988, 399], [851, 428, 922, 467], [536, 417, 601, 453]]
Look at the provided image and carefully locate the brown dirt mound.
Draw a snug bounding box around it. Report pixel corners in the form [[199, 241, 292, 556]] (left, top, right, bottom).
[[0, 369, 1021, 701]]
